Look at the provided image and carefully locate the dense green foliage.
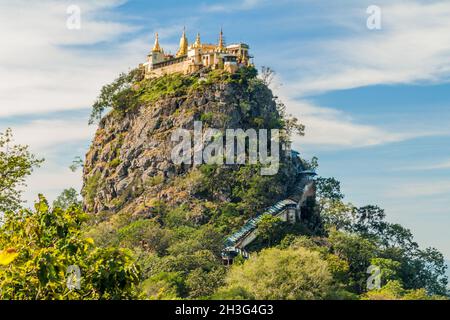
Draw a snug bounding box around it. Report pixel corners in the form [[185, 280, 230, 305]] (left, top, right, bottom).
[[0, 196, 140, 299], [53, 188, 82, 210], [0, 132, 140, 299], [0, 129, 43, 212], [87, 211, 227, 299], [362, 280, 447, 300], [89, 68, 145, 124], [316, 176, 448, 296], [217, 247, 333, 300], [89, 66, 260, 124]]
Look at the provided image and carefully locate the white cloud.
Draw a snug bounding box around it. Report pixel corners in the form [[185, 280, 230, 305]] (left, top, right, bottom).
[[384, 180, 450, 198], [0, 0, 146, 204], [2, 118, 94, 206], [258, 0, 450, 150], [423, 161, 450, 170], [0, 0, 187, 205], [281, 0, 450, 96], [8, 119, 96, 155], [201, 0, 266, 13], [0, 0, 148, 118], [398, 160, 450, 171], [271, 79, 446, 150]]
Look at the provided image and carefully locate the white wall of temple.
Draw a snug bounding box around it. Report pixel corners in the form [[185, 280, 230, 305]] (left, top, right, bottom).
[[144, 45, 249, 78], [145, 60, 189, 78]]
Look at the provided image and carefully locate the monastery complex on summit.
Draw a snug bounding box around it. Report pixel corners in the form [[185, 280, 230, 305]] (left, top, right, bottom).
[[143, 29, 252, 78]]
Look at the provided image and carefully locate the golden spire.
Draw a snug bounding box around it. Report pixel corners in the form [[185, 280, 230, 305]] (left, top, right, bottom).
[[152, 32, 162, 53], [217, 28, 225, 52], [176, 27, 188, 57], [193, 32, 201, 48]]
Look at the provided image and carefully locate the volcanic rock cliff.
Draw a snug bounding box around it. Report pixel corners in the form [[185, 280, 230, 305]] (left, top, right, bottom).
[[82, 68, 318, 230]]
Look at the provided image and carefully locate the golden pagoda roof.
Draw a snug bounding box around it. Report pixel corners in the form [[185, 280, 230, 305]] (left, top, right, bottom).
[[192, 33, 201, 49], [176, 28, 188, 57], [216, 28, 225, 52], [152, 32, 162, 53]]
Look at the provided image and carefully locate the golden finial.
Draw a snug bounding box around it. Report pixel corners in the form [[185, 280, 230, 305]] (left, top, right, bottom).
[[176, 27, 188, 57], [217, 28, 225, 52], [152, 32, 162, 53], [193, 32, 201, 48]]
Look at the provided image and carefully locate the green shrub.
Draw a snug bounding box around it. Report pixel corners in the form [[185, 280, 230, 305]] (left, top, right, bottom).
[[109, 158, 121, 168], [145, 175, 164, 188], [118, 219, 171, 255], [89, 68, 144, 124], [200, 112, 215, 123], [0, 196, 141, 300], [139, 73, 198, 104], [83, 172, 102, 208], [141, 271, 186, 300], [220, 247, 333, 300]]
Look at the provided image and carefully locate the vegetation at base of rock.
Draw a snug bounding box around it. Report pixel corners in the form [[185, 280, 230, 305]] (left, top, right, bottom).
[[216, 247, 334, 300], [361, 280, 448, 300], [0, 195, 140, 300]]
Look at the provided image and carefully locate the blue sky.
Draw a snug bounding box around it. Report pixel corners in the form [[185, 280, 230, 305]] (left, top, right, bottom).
[[1, 0, 449, 260]]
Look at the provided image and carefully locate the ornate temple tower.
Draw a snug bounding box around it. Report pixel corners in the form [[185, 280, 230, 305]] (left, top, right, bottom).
[[193, 33, 201, 49], [176, 28, 189, 57], [146, 32, 165, 73], [216, 28, 225, 53], [152, 32, 162, 53]]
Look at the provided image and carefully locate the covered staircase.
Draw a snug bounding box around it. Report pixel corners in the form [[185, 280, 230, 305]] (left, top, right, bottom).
[[221, 150, 317, 264]]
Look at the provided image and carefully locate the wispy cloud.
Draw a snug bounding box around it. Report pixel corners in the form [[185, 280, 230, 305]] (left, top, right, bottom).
[[256, 0, 450, 150], [9, 118, 95, 154], [0, 0, 144, 203], [0, 0, 147, 118], [201, 0, 266, 13], [276, 0, 450, 96], [397, 160, 450, 171], [6, 117, 95, 205], [272, 78, 448, 150], [384, 180, 450, 198]]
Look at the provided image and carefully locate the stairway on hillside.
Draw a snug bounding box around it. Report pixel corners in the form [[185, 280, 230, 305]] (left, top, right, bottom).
[[221, 156, 317, 263]]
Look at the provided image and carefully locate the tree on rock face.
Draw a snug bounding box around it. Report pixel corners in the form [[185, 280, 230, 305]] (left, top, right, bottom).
[[89, 68, 144, 124], [53, 187, 82, 210], [0, 129, 43, 213], [0, 196, 141, 300], [218, 247, 333, 300]]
